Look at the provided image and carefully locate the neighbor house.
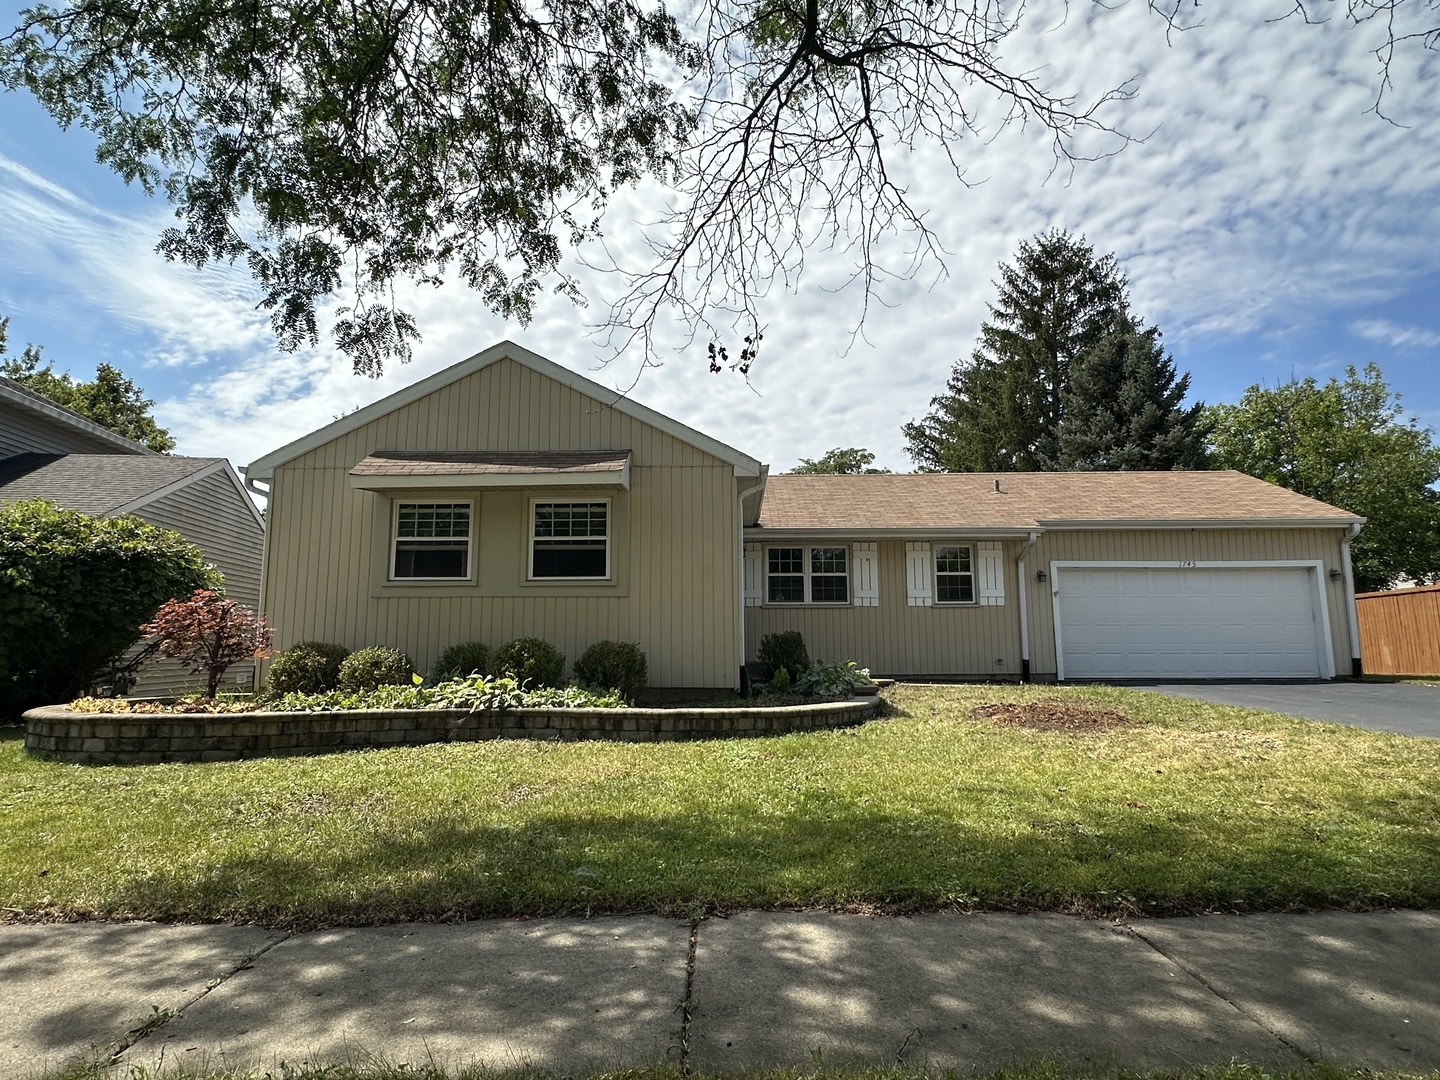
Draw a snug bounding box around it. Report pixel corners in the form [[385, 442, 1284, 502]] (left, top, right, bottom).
[[0, 377, 266, 695], [245, 342, 1366, 692]]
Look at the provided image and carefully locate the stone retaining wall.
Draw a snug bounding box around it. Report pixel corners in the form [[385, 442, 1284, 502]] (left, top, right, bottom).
[[23, 698, 881, 765]]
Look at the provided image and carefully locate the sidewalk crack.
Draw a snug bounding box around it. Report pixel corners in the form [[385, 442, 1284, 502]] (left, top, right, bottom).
[[678, 918, 699, 1076], [1120, 922, 1314, 1064]]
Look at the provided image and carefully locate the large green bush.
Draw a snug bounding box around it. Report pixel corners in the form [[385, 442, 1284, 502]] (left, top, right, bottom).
[[337, 646, 415, 691], [573, 640, 648, 703], [491, 637, 566, 689], [431, 640, 490, 682], [756, 630, 809, 682], [264, 641, 350, 697], [0, 499, 215, 716]]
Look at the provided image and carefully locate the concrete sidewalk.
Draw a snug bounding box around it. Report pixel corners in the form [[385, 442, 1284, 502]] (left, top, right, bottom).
[[2, 911, 1437, 1079]]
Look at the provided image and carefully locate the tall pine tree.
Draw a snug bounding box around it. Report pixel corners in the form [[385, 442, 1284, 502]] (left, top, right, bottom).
[[902, 230, 1131, 471], [1055, 326, 1210, 470]]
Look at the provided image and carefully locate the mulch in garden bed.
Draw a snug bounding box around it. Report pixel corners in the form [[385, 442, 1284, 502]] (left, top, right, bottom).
[[972, 700, 1139, 733]]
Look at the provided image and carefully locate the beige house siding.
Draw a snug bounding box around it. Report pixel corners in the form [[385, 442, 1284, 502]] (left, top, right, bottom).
[[128, 466, 267, 697], [1023, 528, 1355, 678], [263, 357, 741, 689], [0, 399, 134, 456], [744, 539, 1023, 678]]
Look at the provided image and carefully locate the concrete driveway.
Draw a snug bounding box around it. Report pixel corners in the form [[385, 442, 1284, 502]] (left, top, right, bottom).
[[1141, 681, 1440, 738]]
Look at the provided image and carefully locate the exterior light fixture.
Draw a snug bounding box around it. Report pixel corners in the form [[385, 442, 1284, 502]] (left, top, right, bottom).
[[1035, 569, 1047, 582]]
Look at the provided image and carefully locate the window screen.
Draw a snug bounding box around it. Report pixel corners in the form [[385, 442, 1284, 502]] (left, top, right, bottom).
[[935, 545, 975, 603], [767, 547, 805, 603], [532, 502, 609, 578], [809, 547, 849, 603], [394, 503, 471, 579]]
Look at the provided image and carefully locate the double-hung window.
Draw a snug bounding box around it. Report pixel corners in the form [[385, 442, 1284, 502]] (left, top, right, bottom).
[[767, 545, 849, 604], [934, 544, 975, 604], [531, 501, 609, 579], [393, 502, 471, 579]]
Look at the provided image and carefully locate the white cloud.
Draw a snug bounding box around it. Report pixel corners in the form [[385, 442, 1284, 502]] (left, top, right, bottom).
[[1350, 319, 1440, 349]]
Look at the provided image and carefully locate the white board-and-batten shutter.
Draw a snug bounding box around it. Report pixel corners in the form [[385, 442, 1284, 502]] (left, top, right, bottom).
[[852, 543, 879, 606], [977, 541, 1005, 606], [743, 542, 763, 606], [905, 542, 933, 606]]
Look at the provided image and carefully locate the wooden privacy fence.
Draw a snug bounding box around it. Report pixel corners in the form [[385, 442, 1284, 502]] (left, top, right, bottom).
[[1356, 584, 1440, 676]]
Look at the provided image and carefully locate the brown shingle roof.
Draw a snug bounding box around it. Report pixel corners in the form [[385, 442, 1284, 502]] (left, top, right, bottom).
[[753, 471, 1361, 532], [350, 450, 630, 477], [0, 453, 220, 516]]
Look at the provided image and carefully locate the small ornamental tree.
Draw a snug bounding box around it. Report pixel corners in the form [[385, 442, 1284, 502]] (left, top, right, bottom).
[[141, 589, 274, 699]]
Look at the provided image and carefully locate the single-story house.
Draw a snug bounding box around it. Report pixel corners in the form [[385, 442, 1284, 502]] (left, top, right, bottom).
[[244, 341, 1366, 692], [0, 377, 266, 695]]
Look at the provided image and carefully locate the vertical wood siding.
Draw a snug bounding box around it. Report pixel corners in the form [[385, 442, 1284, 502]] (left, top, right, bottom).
[[129, 468, 267, 697], [263, 358, 740, 689], [0, 400, 135, 456], [1357, 585, 1440, 676], [745, 540, 1023, 678], [1022, 528, 1354, 678]]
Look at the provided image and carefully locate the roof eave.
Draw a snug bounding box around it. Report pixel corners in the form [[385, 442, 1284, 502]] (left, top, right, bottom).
[[1035, 516, 1367, 529], [0, 381, 157, 456]]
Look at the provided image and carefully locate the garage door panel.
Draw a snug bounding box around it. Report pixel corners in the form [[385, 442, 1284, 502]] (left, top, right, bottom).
[[1057, 566, 1325, 680]]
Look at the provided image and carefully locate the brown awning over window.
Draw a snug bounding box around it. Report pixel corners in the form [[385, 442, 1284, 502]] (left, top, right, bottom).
[[349, 450, 631, 490]]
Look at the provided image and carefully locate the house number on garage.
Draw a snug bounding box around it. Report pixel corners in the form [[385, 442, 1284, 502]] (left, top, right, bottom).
[[1177, 560, 1197, 568]]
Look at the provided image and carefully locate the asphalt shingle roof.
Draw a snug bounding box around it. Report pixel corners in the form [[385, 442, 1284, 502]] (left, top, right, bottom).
[[349, 450, 631, 476], [0, 453, 220, 516], [753, 471, 1361, 531]]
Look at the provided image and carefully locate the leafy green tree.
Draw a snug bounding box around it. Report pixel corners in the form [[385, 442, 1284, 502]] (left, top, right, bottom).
[[2, 3, 1427, 371], [902, 230, 1132, 471], [0, 500, 217, 716], [792, 447, 891, 474], [0, 318, 176, 452], [1208, 364, 1440, 592], [1056, 326, 1210, 471]]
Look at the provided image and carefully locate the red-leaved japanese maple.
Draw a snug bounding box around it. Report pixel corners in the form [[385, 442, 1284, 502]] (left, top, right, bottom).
[[141, 589, 273, 699]]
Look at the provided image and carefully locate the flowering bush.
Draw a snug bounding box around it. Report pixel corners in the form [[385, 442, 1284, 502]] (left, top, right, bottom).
[[140, 589, 273, 698], [266, 674, 624, 713], [68, 695, 260, 714], [795, 660, 874, 698]]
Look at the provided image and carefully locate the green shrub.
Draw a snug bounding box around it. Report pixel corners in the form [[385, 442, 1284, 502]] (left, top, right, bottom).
[[796, 659, 874, 698], [491, 637, 566, 689], [268, 675, 624, 713], [768, 666, 792, 693], [756, 630, 809, 682], [264, 641, 350, 697], [337, 646, 415, 692], [0, 499, 215, 717], [573, 640, 649, 703], [431, 640, 490, 682]]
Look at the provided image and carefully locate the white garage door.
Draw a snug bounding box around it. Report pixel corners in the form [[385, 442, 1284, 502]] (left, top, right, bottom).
[[1055, 565, 1329, 680]]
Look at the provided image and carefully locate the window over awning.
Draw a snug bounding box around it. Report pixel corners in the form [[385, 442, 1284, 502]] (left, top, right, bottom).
[[349, 450, 631, 490]]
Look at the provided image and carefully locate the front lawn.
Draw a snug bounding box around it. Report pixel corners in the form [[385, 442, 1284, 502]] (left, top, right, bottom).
[[3, 684, 1438, 927]]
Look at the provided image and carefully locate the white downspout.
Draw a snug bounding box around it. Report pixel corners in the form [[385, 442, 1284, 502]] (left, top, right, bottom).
[[1016, 530, 1040, 683], [1340, 521, 1364, 678], [736, 469, 769, 694]]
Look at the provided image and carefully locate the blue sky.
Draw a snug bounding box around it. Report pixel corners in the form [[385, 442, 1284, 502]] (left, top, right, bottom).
[[1, 1, 1438, 473]]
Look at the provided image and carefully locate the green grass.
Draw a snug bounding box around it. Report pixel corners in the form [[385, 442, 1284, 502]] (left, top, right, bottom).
[[1361, 675, 1440, 686], [3, 684, 1440, 927]]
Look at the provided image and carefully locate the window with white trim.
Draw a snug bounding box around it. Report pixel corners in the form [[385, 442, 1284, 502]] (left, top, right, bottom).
[[393, 502, 472, 579], [531, 500, 609, 579], [766, 545, 849, 604], [934, 544, 975, 604]]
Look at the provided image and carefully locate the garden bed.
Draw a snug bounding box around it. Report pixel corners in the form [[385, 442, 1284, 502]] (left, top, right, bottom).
[[23, 697, 881, 764]]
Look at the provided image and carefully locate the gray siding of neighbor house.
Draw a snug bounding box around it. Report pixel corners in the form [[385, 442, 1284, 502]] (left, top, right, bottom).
[[0, 398, 134, 457], [129, 466, 266, 697], [746, 527, 1354, 680], [263, 357, 742, 691]]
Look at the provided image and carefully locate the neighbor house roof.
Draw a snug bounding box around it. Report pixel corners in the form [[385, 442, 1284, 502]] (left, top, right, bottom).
[[246, 341, 764, 480], [0, 453, 226, 516], [750, 471, 1363, 535], [0, 377, 156, 455]]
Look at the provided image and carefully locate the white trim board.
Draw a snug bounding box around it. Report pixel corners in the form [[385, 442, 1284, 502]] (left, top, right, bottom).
[[245, 341, 765, 480], [1049, 560, 1337, 682]]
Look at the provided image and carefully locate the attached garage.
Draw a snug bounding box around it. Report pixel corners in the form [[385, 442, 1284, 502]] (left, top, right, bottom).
[[1053, 562, 1335, 681]]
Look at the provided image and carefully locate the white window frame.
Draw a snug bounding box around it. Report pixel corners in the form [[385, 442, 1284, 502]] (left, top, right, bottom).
[[528, 498, 612, 582], [934, 543, 978, 606], [765, 544, 851, 605], [390, 499, 475, 582]]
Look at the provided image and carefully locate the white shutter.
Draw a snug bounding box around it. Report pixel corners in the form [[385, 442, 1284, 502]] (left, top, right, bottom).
[[852, 543, 879, 606], [906, 542, 933, 607], [743, 542, 764, 606], [978, 541, 1006, 606]]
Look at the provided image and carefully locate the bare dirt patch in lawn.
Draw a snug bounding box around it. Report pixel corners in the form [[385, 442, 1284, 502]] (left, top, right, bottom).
[[973, 700, 1138, 733]]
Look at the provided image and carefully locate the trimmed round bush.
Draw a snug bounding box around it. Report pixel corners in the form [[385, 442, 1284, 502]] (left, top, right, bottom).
[[431, 640, 490, 682], [337, 646, 415, 692], [573, 640, 648, 703], [757, 630, 809, 682], [265, 641, 350, 697], [491, 637, 566, 689]]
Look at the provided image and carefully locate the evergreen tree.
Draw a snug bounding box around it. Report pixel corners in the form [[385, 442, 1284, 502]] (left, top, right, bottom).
[[1056, 327, 1210, 470], [902, 230, 1131, 471], [0, 317, 176, 452]]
